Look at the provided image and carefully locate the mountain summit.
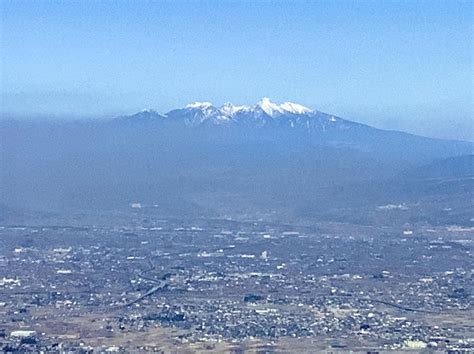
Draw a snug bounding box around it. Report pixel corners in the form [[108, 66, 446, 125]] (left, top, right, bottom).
[[257, 97, 312, 116], [167, 97, 316, 125], [120, 98, 349, 129], [178, 97, 313, 119]]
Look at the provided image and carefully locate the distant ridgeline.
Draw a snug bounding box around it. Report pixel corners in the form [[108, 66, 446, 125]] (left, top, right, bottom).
[[1, 98, 472, 218]]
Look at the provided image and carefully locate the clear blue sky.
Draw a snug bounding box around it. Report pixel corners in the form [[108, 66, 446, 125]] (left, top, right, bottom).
[[1, 0, 472, 140]]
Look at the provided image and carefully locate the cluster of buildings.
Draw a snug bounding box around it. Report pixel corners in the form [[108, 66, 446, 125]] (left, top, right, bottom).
[[0, 217, 472, 351]]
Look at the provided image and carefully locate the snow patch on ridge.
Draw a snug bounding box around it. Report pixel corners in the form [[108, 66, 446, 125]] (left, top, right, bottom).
[[186, 102, 213, 109], [257, 97, 285, 117], [220, 103, 247, 115], [280, 102, 312, 115]]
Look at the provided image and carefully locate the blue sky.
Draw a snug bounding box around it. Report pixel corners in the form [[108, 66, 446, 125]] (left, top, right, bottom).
[[1, 0, 472, 140]]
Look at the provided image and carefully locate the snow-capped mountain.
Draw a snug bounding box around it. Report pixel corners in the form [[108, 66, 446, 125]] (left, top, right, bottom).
[[165, 97, 314, 126], [119, 97, 357, 131], [113, 98, 472, 161], [173, 97, 314, 122]]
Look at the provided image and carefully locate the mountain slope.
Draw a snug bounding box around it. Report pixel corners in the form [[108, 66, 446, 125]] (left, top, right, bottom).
[[401, 155, 474, 180]]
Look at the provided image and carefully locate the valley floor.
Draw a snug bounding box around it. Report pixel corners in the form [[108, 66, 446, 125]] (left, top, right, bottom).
[[0, 211, 472, 352]]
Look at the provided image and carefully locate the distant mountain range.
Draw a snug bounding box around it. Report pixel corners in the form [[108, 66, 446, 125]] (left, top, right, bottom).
[[1, 98, 472, 219], [114, 97, 471, 162], [118, 97, 375, 131]]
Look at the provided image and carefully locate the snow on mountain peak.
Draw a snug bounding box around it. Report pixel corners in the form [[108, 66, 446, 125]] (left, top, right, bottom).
[[256, 97, 284, 117], [220, 103, 247, 115], [185, 102, 213, 109], [162, 98, 316, 126], [280, 102, 312, 114], [254, 97, 313, 117], [181, 98, 312, 118]]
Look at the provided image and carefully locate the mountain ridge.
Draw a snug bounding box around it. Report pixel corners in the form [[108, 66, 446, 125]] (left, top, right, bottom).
[[117, 97, 352, 129], [113, 98, 472, 158]]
